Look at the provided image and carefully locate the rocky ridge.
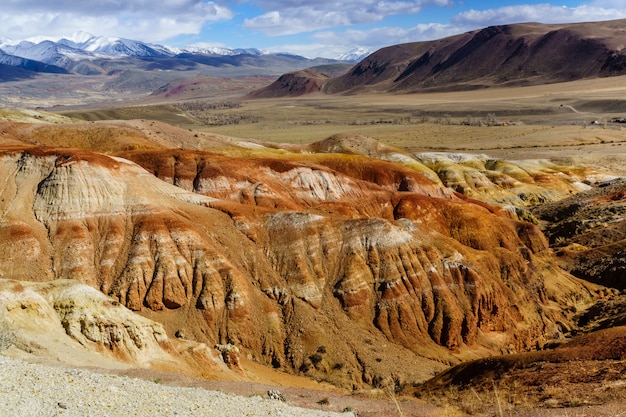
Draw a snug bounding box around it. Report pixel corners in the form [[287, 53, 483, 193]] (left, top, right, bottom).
[[248, 69, 331, 98]]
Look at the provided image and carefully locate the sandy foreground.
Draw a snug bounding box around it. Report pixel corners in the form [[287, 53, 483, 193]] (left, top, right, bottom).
[[0, 355, 353, 417]]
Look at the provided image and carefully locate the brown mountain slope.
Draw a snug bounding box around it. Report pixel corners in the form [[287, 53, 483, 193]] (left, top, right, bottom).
[[258, 19, 626, 96], [247, 64, 352, 98], [0, 141, 601, 389], [248, 69, 332, 98], [407, 325, 626, 414]]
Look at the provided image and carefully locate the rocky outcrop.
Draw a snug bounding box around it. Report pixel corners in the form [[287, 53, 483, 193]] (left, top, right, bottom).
[[0, 278, 253, 380], [306, 135, 607, 222], [532, 178, 626, 289], [414, 152, 594, 207], [0, 279, 169, 360], [0, 144, 600, 388]]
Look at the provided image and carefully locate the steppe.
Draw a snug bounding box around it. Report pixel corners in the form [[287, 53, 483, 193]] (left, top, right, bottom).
[[62, 73, 626, 161], [1, 68, 626, 417]]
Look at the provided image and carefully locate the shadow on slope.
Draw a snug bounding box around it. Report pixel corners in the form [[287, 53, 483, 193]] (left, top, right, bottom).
[[408, 323, 626, 414]]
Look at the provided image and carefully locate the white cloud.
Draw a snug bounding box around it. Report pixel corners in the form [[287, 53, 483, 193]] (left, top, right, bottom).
[[243, 0, 454, 36], [0, 1, 233, 42], [313, 23, 458, 49], [243, 8, 354, 36], [263, 42, 340, 58], [263, 23, 459, 58], [452, 4, 626, 27]]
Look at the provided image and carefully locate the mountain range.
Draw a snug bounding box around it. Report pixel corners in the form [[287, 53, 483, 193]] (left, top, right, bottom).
[[0, 32, 371, 78], [5, 19, 626, 96]]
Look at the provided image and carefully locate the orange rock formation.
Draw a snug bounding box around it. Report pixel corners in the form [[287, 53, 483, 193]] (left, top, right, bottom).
[[0, 142, 599, 387]]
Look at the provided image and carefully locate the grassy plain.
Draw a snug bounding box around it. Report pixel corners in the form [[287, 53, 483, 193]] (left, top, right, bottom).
[[59, 74, 626, 172]]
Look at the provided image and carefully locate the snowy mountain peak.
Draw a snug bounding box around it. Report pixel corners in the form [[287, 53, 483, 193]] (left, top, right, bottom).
[[337, 47, 373, 62], [57, 32, 96, 49], [0, 32, 366, 78], [173, 44, 264, 56], [83, 36, 121, 53], [2, 33, 367, 62], [176, 45, 234, 55]]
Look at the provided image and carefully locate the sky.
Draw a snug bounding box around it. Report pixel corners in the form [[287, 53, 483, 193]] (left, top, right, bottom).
[[1, 1, 626, 58]]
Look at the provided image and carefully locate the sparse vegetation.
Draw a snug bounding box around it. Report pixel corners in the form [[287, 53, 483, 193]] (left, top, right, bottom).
[[309, 352, 323, 365], [176, 100, 242, 111], [316, 397, 329, 406], [266, 390, 286, 402], [387, 389, 405, 417], [173, 100, 259, 126]]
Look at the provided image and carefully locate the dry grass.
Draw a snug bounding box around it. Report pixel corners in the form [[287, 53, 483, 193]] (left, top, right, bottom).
[[54, 75, 626, 171]]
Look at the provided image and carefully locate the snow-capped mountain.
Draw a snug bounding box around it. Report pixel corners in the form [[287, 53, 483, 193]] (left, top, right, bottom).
[[338, 47, 373, 62], [81, 36, 172, 57], [0, 49, 37, 67], [2, 32, 364, 62], [2, 33, 171, 60], [173, 45, 263, 56], [1, 32, 271, 61], [2, 40, 94, 66], [0, 32, 363, 78], [0, 49, 68, 75]]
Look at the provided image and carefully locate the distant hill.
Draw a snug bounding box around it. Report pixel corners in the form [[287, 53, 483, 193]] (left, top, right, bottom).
[[247, 64, 353, 98], [0, 50, 69, 77], [254, 19, 626, 97]]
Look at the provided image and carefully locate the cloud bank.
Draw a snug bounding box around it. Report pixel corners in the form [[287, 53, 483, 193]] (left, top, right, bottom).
[[242, 1, 454, 36], [0, 0, 233, 42]]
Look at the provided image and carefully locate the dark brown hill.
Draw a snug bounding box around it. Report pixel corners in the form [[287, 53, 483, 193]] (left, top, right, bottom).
[[248, 69, 329, 98], [248, 64, 351, 98], [260, 19, 626, 96]]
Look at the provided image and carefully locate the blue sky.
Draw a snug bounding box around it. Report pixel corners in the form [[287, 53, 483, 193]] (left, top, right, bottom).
[[1, 1, 626, 58]]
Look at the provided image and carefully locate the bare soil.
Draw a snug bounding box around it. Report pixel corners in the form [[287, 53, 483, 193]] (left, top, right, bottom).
[[109, 367, 444, 417]]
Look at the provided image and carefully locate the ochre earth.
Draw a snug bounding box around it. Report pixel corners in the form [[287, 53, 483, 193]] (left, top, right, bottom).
[[0, 123, 605, 388]]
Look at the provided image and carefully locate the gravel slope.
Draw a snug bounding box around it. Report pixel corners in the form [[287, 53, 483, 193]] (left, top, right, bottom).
[[0, 355, 354, 417]]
